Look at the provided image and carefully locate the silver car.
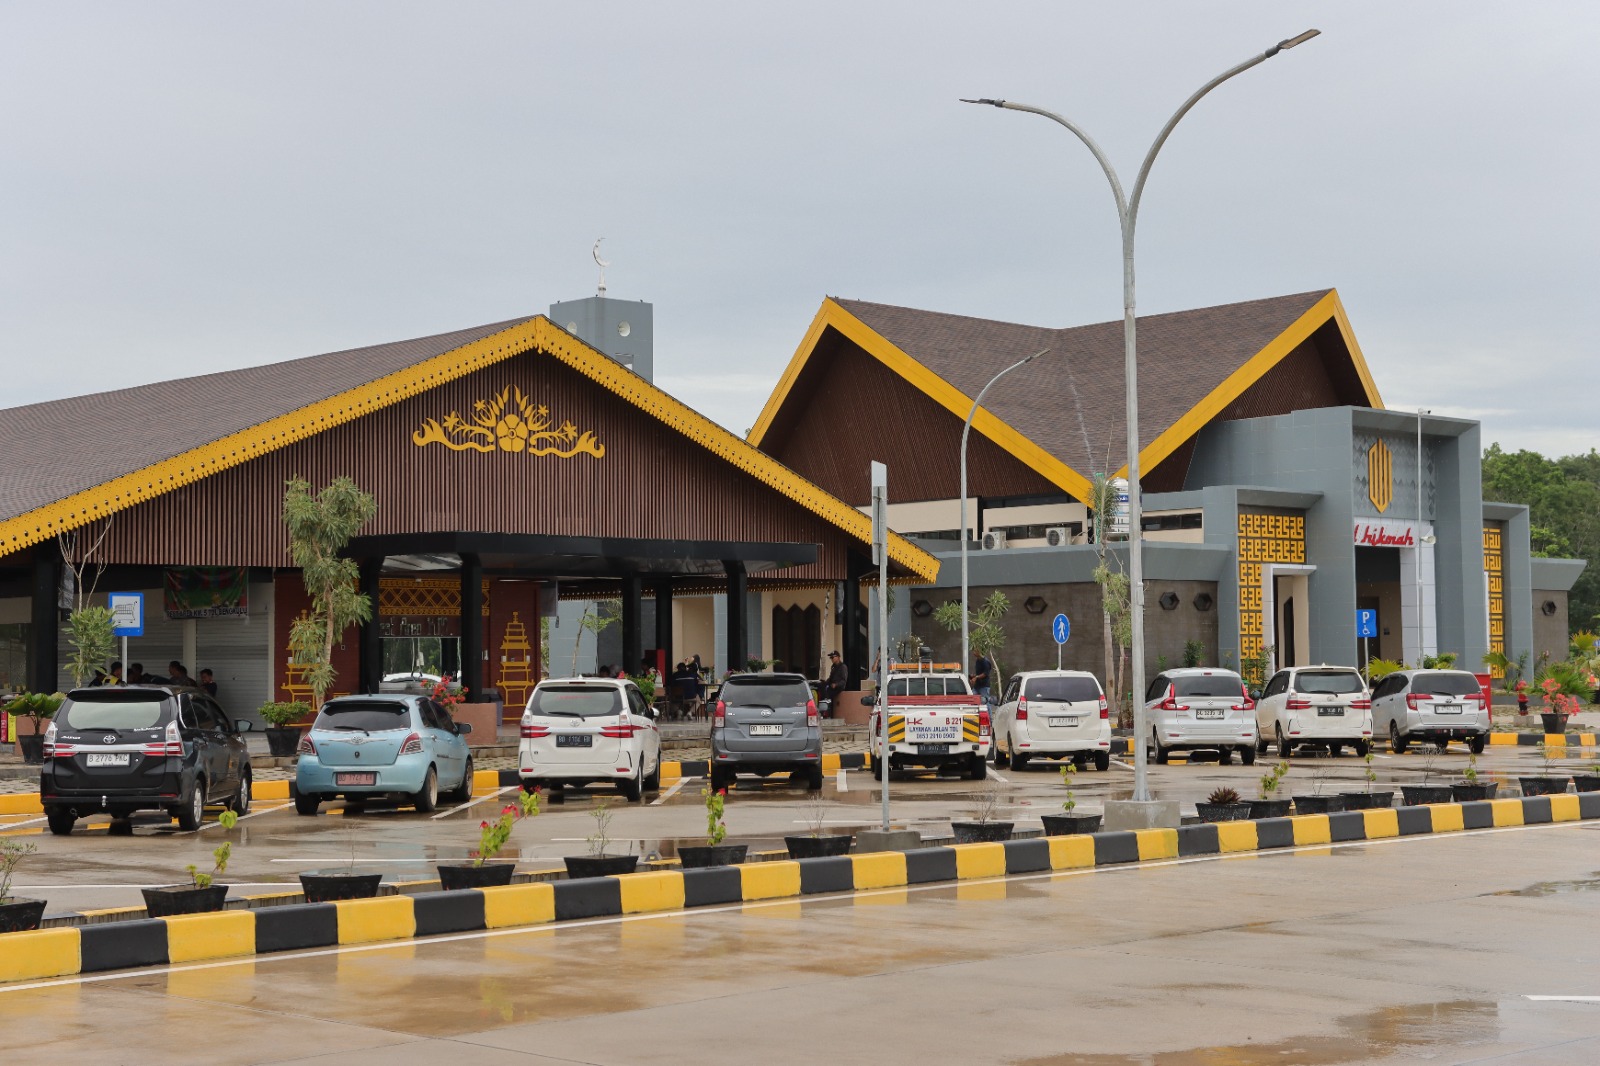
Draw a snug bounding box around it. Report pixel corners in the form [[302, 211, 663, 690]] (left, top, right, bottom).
[[1371, 669, 1490, 754], [710, 672, 824, 791], [1143, 668, 1258, 765], [1254, 665, 1373, 758]]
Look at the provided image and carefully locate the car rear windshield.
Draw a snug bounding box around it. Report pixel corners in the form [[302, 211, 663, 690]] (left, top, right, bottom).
[[722, 680, 811, 708], [530, 686, 622, 717], [1413, 672, 1482, 697], [887, 676, 970, 697], [316, 701, 412, 732], [1024, 676, 1102, 703], [1172, 674, 1243, 698], [1293, 671, 1366, 695], [59, 694, 170, 731]]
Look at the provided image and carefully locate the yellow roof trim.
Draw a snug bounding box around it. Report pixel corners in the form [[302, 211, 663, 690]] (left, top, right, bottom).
[[752, 299, 1094, 502], [531, 319, 940, 582], [1115, 289, 1385, 479], [0, 319, 547, 556]]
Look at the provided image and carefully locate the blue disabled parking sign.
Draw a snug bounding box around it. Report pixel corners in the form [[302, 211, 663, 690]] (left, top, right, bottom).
[[1355, 609, 1378, 639], [1052, 613, 1071, 645]]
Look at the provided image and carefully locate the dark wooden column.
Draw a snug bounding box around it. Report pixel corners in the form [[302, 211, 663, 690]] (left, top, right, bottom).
[[653, 580, 673, 670], [724, 562, 747, 672], [29, 550, 60, 693], [620, 574, 644, 676], [459, 554, 484, 698], [841, 551, 871, 691], [357, 558, 383, 694]]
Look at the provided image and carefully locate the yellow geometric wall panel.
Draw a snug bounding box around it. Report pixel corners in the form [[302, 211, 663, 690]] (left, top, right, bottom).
[[1367, 439, 1393, 513], [1484, 525, 1505, 678], [1236, 510, 1306, 664], [412, 386, 605, 458]]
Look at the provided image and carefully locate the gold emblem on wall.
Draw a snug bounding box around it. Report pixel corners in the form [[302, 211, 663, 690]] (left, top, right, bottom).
[[1367, 439, 1393, 513], [412, 387, 605, 458]]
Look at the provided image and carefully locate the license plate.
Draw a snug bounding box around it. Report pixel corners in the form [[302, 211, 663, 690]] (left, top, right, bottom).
[[1049, 717, 1078, 727], [335, 772, 376, 786], [1195, 709, 1224, 720], [1434, 705, 1462, 715], [750, 724, 783, 736], [918, 743, 951, 755], [85, 752, 130, 767], [1318, 707, 1345, 717], [556, 734, 593, 747]]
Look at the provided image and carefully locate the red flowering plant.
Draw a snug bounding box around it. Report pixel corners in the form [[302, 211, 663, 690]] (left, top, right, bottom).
[[472, 788, 540, 868], [1541, 678, 1583, 719], [430, 674, 468, 709]]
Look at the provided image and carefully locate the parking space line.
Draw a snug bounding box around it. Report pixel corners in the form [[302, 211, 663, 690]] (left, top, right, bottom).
[[836, 769, 847, 793], [195, 802, 292, 832], [1525, 996, 1600, 1002], [431, 785, 516, 820], [650, 775, 695, 805], [988, 768, 1008, 783], [1111, 759, 1135, 770]]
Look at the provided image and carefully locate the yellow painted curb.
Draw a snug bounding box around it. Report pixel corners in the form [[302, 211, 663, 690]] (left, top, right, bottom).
[[617, 870, 686, 914], [480, 883, 555, 928], [1549, 794, 1582, 822], [165, 911, 255, 963], [1488, 798, 1525, 827], [1134, 829, 1179, 861], [850, 851, 908, 889], [0, 927, 79, 983], [1216, 821, 1258, 853], [255, 780, 290, 801], [739, 860, 802, 901], [952, 842, 1007, 880], [1047, 835, 1095, 870], [1489, 733, 1517, 746], [0, 794, 43, 815], [1430, 804, 1465, 833], [1362, 808, 1400, 839], [334, 895, 415, 945], [1291, 815, 1332, 847]]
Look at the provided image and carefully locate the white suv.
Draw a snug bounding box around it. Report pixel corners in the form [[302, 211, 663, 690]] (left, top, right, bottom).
[[518, 677, 662, 801], [1255, 665, 1372, 758], [992, 671, 1112, 772], [1143, 668, 1258, 765], [1370, 669, 1489, 754]]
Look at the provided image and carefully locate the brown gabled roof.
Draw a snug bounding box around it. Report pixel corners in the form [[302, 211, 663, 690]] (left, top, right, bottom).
[[0, 318, 535, 525], [750, 289, 1382, 499]]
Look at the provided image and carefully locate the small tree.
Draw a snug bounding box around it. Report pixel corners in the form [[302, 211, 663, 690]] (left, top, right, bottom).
[[59, 520, 117, 688], [283, 477, 377, 708], [571, 599, 620, 675], [933, 590, 1011, 682]]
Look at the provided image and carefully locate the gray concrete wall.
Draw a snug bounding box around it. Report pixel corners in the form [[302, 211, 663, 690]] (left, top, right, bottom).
[[1434, 421, 1487, 666]]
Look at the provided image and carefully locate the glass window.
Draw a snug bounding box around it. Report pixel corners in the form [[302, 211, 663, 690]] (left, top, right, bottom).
[[1146, 676, 1169, 702], [316, 700, 414, 732], [886, 676, 969, 697], [531, 685, 623, 718], [722, 679, 811, 707], [1024, 676, 1102, 703], [1413, 672, 1482, 697], [1292, 671, 1366, 695], [1172, 673, 1244, 698], [59, 694, 170, 731]]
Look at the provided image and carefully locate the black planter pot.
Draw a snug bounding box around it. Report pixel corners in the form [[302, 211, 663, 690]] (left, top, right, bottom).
[[1518, 776, 1571, 797], [1339, 790, 1395, 810], [264, 727, 302, 757], [142, 884, 229, 917], [678, 845, 749, 868], [436, 863, 516, 891], [1541, 713, 1570, 735], [1401, 785, 1455, 806], [16, 733, 43, 765], [951, 821, 1015, 844], [784, 835, 854, 859], [1450, 782, 1499, 802], [564, 854, 640, 878], [1248, 800, 1291, 819], [1040, 813, 1102, 836], [1195, 802, 1253, 823], [1291, 795, 1345, 815], [1573, 775, 1600, 793], [0, 897, 46, 933], [298, 872, 383, 902]]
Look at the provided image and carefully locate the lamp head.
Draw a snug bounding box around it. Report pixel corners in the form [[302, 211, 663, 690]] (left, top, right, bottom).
[[1266, 29, 1320, 57], [960, 98, 1006, 108]]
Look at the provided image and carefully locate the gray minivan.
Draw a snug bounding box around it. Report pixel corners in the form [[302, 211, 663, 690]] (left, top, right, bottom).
[[709, 672, 824, 791]]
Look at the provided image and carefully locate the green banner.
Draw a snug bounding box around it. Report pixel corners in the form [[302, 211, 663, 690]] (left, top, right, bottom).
[[164, 568, 249, 620]]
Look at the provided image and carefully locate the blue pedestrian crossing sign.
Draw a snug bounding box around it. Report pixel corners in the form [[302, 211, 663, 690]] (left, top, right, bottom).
[[1355, 609, 1378, 639], [1051, 613, 1071, 645]]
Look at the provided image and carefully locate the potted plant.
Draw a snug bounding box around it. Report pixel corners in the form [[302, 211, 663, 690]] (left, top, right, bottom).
[[679, 787, 748, 867], [1041, 763, 1101, 835], [785, 791, 853, 858], [1518, 741, 1571, 798], [1195, 786, 1251, 823], [299, 821, 383, 902], [1451, 752, 1498, 801], [1575, 758, 1600, 794], [5, 692, 63, 764], [259, 700, 311, 758], [951, 781, 1014, 842], [437, 788, 539, 889], [1249, 761, 1291, 818], [143, 810, 238, 916], [565, 800, 640, 877], [1401, 751, 1454, 805], [0, 840, 44, 933], [1538, 678, 1578, 735], [1340, 751, 1393, 809], [1293, 767, 1344, 814]]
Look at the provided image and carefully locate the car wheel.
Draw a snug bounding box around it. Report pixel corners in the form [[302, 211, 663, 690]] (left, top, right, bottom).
[[1468, 734, 1486, 755], [1328, 743, 1343, 758], [230, 772, 252, 816], [1093, 751, 1111, 772], [1389, 721, 1408, 754], [869, 755, 885, 781], [1277, 726, 1295, 758], [1152, 731, 1169, 765], [806, 765, 825, 791], [993, 742, 1010, 768], [444, 756, 474, 804], [711, 765, 735, 792], [1354, 739, 1371, 758], [643, 758, 661, 792], [412, 767, 439, 813], [1436, 739, 1450, 753], [1073, 753, 1088, 771], [1256, 736, 1269, 756], [618, 764, 643, 803], [176, 779, 206, 831], [294, 792, 321, 816], [1012, 751, 1030, 771], [1240, 745, 1257, 766], [966, 753, 987, 780], [46, 809, 75, 836], [1219, 748, 1234, 765]]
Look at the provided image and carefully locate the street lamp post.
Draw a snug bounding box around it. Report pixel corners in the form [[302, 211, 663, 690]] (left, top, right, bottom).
[[1415, 408, 1435, 665], [961, 348, 1051, 686], [964, 29, 1320, 807]]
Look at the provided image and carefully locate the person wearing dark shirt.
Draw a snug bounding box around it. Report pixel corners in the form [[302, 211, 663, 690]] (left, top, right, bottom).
[[198, 668, 219, 698], [823, 650, 847, 718]]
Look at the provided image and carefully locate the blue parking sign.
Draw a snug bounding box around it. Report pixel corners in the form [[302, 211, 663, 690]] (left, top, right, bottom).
[[1051, 613, 1070, 645], [1355, 609, 1378, 639]]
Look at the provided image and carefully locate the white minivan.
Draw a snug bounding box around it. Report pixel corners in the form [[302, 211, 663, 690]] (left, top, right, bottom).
[[518, 677, 662, 801], [991, 671, 1112, 771], [1254, 665, 1372, 758], [1143, 668, 1258, 765]]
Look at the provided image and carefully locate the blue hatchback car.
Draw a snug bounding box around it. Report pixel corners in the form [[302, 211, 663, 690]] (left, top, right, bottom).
[[294, 694, 474, 815]]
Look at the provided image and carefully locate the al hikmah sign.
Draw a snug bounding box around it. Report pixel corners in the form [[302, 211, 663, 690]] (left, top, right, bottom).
[[1354, 521, 1418, 548]]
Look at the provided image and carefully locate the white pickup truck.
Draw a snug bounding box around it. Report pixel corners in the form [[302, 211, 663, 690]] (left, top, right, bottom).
[[867, 665, 990, 780]]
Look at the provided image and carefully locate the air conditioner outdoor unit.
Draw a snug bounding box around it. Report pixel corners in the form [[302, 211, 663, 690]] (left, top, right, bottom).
[[981, 531, 1008, 550], [1045, 526, 1071, 547]]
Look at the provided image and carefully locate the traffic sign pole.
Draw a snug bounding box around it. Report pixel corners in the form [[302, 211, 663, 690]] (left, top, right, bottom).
[[1050, 613, 1071, 670]]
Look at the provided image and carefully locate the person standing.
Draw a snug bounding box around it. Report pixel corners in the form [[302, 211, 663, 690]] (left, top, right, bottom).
[[198, 668, 219, 698], [972, 653, 993, 705], [823, 650, 847, 719]]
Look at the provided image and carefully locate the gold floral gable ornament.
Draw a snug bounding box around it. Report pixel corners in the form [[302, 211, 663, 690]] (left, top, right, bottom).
[[412, 387, 605, 458]]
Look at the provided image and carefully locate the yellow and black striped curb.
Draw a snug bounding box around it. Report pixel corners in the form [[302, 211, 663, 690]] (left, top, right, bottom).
[[4, 791, 1597, 985], [1490, 731, 1597, 747]]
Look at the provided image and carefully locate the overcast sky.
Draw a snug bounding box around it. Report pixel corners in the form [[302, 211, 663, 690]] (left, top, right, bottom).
[[3, 2, 1595, 459]]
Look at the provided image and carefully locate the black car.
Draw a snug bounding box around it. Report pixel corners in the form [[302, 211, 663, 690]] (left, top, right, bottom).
[[40, 685, 254, 835]]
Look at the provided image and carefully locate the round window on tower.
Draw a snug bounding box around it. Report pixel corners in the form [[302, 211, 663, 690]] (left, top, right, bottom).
[[617, 321, 631, 338], [565, 322, 577, 333]]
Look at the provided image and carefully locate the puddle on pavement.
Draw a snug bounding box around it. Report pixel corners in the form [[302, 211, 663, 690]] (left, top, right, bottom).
[[1490, 871, 1600, 897], [1012, 999, 1502, 1066]]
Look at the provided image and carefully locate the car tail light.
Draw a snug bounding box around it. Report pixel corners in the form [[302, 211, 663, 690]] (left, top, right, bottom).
[[163, 719, 184, 756], [978, 708, 991, 738], [1157, 685, 1187, 712], [1099, 696, 1109, 720], [521, 719, 550, 739], [42, 721, 57, 758], [600, 720, 638, 738], [1469, 691, 1487, 709], [1016, 699, 1028, 721], [806, 699, 819, 728], [1286, 696, 1312, 711], [297, 732, 316, 756], [1236, 684, 1256, 712], [713, 700, 726, 727], [1350, 697, 1372, 711], [1406, 693, 1430, 711], [399, 732, 424, 755]]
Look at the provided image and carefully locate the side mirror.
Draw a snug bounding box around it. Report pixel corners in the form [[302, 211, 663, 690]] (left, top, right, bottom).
[[456, 722, 473, 735], [234, 720, 255, 733], [1249, 689, 1262, 701], [861, 694, 874, 707]]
